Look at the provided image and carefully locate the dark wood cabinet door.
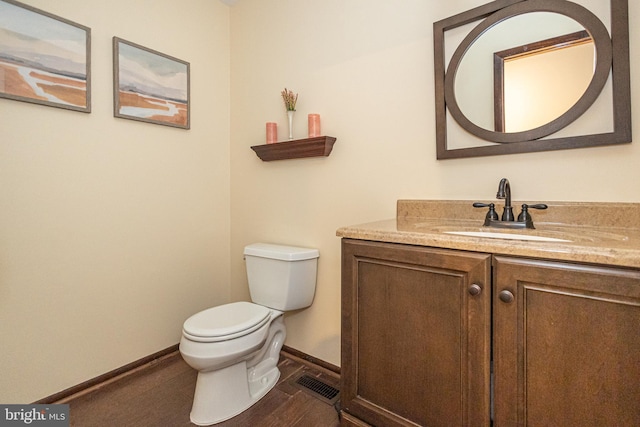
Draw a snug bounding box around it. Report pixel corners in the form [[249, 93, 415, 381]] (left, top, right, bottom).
[[341, 239, 491, 426], [493, 256, 640, 426]]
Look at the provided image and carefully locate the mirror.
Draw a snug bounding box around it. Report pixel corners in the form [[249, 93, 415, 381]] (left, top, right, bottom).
[[433, 0, 631, 159], [455, 13, 594, 133], [495, 29, 594, 133]]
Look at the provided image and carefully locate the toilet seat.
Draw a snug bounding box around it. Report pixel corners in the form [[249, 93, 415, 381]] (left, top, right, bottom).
[[183, 301, 272, 343]]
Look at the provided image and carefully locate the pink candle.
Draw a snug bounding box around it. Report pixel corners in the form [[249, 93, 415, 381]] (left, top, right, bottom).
[[266, 122, 277, 144], [308, 114, 321, 138]]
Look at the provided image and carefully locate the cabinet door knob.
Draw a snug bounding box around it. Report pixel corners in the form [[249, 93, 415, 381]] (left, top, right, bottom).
[[468, 284, 482, 296], [499, 290, 514, 303]]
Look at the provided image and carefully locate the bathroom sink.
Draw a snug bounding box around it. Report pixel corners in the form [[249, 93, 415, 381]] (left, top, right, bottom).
[[443, 230, 571, 242], [409, 220, 629, 244]]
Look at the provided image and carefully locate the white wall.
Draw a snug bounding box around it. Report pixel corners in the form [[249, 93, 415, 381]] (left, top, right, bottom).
[[0, 0, 231, 402], [229, 0, 640, 367]]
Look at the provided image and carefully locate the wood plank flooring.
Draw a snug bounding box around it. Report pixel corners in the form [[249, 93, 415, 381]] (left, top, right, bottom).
[[62, 351, 341, 427]]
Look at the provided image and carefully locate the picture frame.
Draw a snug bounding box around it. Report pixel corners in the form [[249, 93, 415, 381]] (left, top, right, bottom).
[[0, 0, 91, 112], [113, 37, 190, 129]]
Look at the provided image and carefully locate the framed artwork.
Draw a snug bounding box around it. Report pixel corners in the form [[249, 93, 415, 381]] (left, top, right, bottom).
[[0, 0, 91, 112], [113, 37, 190, 129]]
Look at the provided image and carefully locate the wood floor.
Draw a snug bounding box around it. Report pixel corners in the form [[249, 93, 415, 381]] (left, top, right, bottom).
[[62, 351, 341, 427]]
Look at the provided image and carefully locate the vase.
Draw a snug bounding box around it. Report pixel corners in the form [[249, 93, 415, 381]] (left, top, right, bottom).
[[287, 110, 295, 140]]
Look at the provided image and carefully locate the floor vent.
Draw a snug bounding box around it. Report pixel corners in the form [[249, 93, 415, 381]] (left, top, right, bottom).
[[293, 374, 340, 405]]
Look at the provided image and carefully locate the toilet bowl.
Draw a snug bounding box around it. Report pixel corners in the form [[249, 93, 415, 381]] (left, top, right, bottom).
[[180, 302, 285, 425], [179, 243, 319, 426]]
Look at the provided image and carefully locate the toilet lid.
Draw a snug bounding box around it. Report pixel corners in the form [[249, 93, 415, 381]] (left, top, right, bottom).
[[183, 301, 271, 341]]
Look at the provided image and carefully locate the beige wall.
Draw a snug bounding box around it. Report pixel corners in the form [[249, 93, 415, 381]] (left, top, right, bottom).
[[229, 0, 640, 367], [3, 0, 639, 404], [0, 0, 231, 402]]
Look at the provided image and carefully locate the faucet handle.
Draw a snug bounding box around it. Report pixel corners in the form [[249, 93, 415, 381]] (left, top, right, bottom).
[[473, 202, 499, 225], [527, 204, 548, 210], [517, 204, 531, 222], [473, 202, 491, 208], [517, 203, 548, 228], [518, 204, 547, 217]]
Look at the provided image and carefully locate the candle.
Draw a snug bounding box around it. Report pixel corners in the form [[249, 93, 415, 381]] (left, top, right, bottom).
[[308, 114, 321, 138], [266, 122, 277, 144]]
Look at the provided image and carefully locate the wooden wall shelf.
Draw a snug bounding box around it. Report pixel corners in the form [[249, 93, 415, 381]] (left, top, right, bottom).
[[251, 136, 337, 161]]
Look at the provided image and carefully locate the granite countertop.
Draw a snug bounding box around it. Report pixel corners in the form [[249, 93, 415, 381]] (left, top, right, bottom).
[[336, 200, 640, 269]]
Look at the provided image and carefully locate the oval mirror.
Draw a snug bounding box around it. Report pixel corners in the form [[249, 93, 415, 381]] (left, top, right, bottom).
[[455, 12, 594, 133], [444, 0, 612, 144]]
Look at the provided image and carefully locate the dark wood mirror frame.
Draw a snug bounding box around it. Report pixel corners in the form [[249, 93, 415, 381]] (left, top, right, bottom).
[[433, 0, 631, 159]]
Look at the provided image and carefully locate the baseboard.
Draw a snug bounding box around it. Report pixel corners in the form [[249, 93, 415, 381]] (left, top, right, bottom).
[[35, 344, 179, 404], [35, 344, 339, 405], [281, 345, 341, 377]]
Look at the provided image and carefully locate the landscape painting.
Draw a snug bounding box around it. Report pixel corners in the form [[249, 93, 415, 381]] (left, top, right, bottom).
[[113, 37, 190, 129], [0, 0, 90, 112]]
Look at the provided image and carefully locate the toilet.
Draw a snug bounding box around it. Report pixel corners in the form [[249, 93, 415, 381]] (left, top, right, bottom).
[[179, 243, 319, 426]]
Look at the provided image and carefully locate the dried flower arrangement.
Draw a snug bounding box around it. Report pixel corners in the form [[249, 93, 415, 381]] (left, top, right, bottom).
[[281, 88, 298, 111]]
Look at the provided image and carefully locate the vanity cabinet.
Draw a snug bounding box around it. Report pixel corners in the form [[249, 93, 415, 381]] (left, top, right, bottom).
[[341, 239, 492, 426], [493, 256, 640, 426], [341, 239, 640, 426]]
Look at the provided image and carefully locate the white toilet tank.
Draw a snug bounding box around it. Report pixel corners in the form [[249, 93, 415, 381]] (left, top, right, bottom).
[[244, 243, 319, 311]]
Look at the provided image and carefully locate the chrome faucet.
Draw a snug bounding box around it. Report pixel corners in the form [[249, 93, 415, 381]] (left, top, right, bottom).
[[496, 178, 514, 221]]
